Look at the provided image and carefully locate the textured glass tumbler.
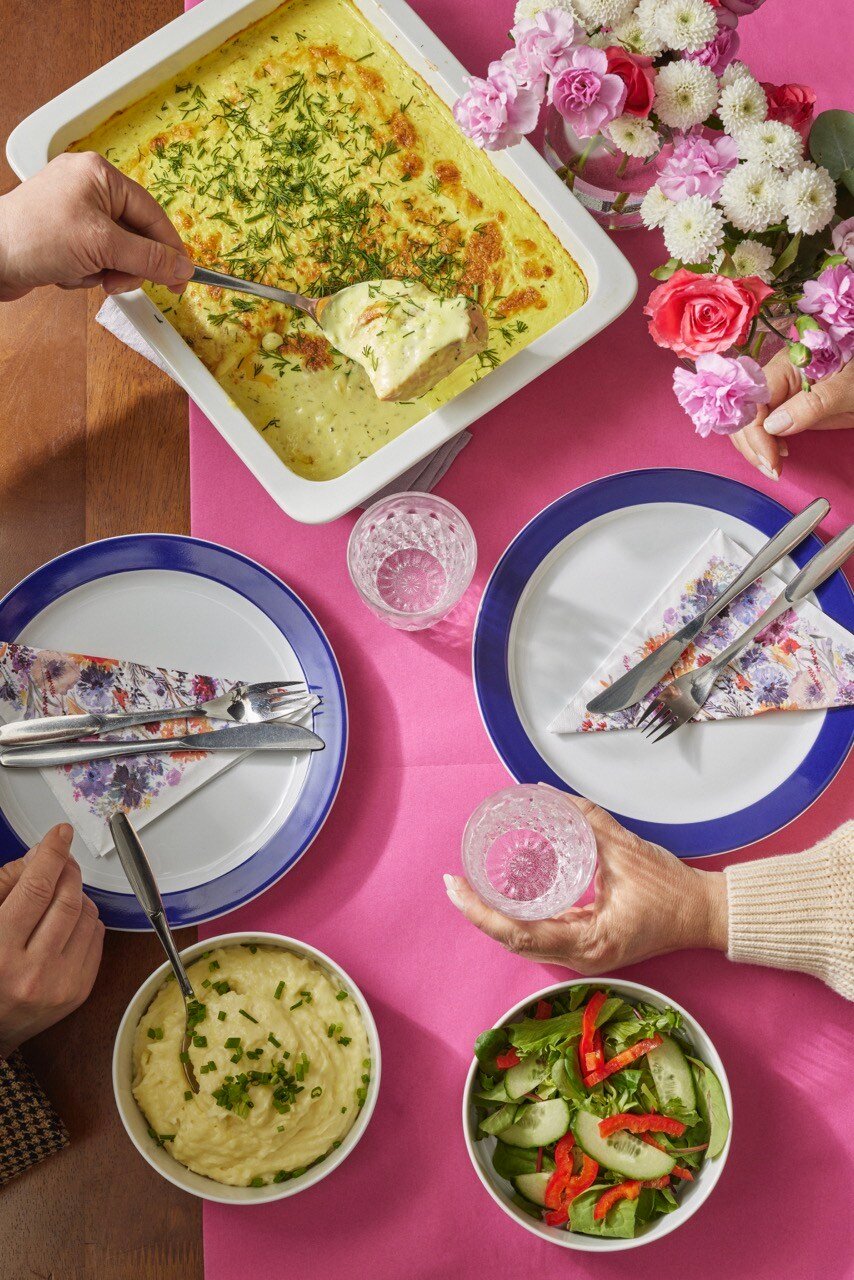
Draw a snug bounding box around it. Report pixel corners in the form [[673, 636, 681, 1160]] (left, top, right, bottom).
[[347, 493, 477, 630], [462, 784, 597, 921]]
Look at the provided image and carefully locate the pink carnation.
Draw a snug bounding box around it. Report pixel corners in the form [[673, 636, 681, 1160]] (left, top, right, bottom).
[[684, 10, 740, 74], [831, 217, 854, 268], [799, 264, 854, 353], [549, 46, 627, 140], [453, 61, 541, 151], [505, 10, 578, 94], [673, 353, 770, 437], [657, 133, 739, 202], [799, 327, 846, 381], [719, 0, 765, 13]]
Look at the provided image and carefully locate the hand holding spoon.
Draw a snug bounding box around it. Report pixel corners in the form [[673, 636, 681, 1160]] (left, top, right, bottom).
[[109, 812, 199, 1094]]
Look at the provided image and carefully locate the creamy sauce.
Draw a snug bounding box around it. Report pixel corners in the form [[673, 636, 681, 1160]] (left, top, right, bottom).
[[318, 279, 486, 400], [132, 944, 370, 1187], [72, 0, 587, 480]]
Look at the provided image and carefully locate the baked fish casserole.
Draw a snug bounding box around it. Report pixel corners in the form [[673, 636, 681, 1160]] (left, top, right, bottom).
[[73, 0, 587, 481]]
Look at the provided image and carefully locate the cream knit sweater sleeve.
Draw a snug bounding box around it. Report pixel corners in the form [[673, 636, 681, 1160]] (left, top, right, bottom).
[[724, 822, 854, 1000]]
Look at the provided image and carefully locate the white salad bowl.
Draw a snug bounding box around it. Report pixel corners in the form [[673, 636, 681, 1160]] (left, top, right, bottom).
[[462, 978, 732, 1251], [113, 930, 381, 1204]]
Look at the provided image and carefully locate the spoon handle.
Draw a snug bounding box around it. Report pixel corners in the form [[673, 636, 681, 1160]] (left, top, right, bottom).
[[189, 265, 317, 318], [109, 813, 195, 1001]]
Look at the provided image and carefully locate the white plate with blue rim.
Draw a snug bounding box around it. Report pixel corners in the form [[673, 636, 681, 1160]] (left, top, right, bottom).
[[0, 535, 346, 927], [473, 469, 854, 858]]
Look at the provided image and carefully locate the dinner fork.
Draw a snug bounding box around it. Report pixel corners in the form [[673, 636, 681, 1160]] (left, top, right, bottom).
[[638, 523, 854, 743], [0, 680, 312, 749]]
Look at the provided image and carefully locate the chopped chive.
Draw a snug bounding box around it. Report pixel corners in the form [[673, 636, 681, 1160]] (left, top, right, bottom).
[[336, 991, 348, 1001], [217, 1011, 227, 1022], [224, 1037, 241, 1049], [209, 960, 220, 971], [212, 980, 231, 995], [274, 981, 285, 1000], [341, 1106, 348, 1114], [179, 1050, 190, 1063], [310, 1086, 323, 1098], [184, 1090, 193, 1101], [289, 999, 303, 1011], [193, 1035, 208, 1048], [268, 1033, 282, 1048], [239, 1009, 259, 1024], [249, 1176, 265, 1187], [338, 1036, 351, 1047], [201, 978, 211, 988], [147, 1026, 164, 1041]]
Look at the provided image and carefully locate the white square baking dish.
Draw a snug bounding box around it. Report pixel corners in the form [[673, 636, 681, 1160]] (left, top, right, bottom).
[[6, 0, 637, 524]]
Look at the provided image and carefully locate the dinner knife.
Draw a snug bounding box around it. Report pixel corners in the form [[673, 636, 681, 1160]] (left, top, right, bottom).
[[585, 497, 830, 715], [0, 721, 324, 768]]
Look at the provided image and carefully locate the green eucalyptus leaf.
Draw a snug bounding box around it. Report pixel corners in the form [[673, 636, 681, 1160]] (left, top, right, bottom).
[[839, 168, 854, 198], [650, 258, 681, 282], [771, 232, 801, 277], [809, 110, 854, 180]]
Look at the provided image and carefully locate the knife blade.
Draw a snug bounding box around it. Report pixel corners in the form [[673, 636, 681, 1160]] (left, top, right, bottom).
[[585, 497, 830, 715], [0, 720, 325, 769]]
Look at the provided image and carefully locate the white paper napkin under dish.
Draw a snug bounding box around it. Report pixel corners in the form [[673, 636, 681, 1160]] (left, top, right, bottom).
[[550, 529, 854, 734], [0, 643, 262, 858], [96, 299, 471, 503]]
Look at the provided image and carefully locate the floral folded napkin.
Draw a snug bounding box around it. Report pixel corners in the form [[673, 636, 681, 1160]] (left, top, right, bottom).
[[549, 529, 854, 735], [0, 643, 252, 858]]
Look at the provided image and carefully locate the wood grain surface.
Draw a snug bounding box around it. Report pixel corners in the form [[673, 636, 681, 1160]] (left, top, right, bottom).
[[0, 3, 202, 1278]]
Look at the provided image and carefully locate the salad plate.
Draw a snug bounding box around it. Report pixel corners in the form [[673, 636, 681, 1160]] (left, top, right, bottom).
[[473, 469, 854, 857], [0, 535, 347, 928]]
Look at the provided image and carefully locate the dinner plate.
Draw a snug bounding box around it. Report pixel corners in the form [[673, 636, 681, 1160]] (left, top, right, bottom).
[[0, 536, 346, 927], [473, 469, 854, 857]]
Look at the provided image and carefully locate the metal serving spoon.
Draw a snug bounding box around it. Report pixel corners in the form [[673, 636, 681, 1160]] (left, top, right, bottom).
[[190, 265, 333, 323], [109, 812, 199, 1094]]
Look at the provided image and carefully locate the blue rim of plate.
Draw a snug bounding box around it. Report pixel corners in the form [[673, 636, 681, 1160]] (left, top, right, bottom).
[[0, 535, 347, 928], [473, 468, 854, 858]]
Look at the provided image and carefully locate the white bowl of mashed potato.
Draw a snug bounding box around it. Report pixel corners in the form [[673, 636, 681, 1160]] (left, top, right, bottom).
[[113, 932, 380, 1203]]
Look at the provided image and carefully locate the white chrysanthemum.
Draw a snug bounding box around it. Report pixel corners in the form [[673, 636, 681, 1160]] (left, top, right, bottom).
[[719, 161, 786, 233], [611, 14, 664, 56], [640, 184, 673, 229], [663, 194, 725, 263], [654, 0, 718, 52], [738, 119, 803, 173], [718, 77, 767, 137], [783, 162, 837, 235], [573, 0, 636, 29], [607, 114, 661, 158], [720, 61, 753, 88], [714, 238, 775, 283], [513, 0, 578, 21], [654, 61, 719, 130]]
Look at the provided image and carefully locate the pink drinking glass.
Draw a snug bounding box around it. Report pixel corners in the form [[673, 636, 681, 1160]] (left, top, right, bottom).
[[347, 493, 477, 630]]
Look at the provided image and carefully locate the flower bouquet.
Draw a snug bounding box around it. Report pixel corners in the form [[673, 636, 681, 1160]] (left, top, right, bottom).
[[453, 0, 769, 227]]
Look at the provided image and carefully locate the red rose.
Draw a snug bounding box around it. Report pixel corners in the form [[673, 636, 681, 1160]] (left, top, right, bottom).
[[604, 47, 656, 118], [644, 269, 773, 359], [760, 82, 816, 139]]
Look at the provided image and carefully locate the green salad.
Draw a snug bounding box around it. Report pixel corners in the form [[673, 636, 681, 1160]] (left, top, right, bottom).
[[472, 986, 730, 1240]]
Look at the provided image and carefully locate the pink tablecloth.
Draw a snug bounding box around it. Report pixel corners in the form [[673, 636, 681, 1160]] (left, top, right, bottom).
[[194, 3, 854, 1276]]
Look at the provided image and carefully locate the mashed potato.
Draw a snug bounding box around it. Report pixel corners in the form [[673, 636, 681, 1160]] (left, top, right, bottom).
[[132, 944, 371, 1187]]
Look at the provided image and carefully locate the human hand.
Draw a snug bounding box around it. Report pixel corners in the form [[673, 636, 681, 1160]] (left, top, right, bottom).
[[443, 796, 727, 972], [0, 824, 104, 1058], [729, 346, 854, 480], [0, 151, 194, 301]]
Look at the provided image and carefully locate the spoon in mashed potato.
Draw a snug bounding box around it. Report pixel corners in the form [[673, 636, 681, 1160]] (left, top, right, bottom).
[[188, 266, 488, 402]]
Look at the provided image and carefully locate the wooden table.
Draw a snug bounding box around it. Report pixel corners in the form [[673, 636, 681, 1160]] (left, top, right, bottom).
[[0, 3, 204, 1276]]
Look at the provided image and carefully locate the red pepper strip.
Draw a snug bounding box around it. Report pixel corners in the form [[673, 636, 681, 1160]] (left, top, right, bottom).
[[642, 1175, 671, 1190], [583, 1034, 663, 1087], [579, 992, 607, 1078], [543, 1207, 568, 1227], [496, 1048, 520, 1070], [641, 1134, 668, 1153], [599, 1113, 686, 1139], [554, 1134, 575, 1169], [671, 1165, 694, 1181], [534, 1000, 553, 1020], [593, 1181, 641, 1221], [545, 1154, 599, 1213], [535, 1147, 543, 1173]]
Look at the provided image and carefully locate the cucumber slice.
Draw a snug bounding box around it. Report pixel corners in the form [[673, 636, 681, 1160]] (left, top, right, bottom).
[[479, 1104, 519, 1136], [505, 1054, 548, 1101], [498, 1099, 571, 1149], [648, 1035, 696, 1111], [692, 1062, 730, 1158], [573, 1109, 675, 1180], [513, 1171, 552, 1207]]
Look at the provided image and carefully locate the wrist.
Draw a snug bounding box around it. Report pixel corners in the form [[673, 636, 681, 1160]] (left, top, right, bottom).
[[0, 189, 28, 299], [683, 868, 728, 952]]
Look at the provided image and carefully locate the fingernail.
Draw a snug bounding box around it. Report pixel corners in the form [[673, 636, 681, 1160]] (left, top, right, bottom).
[[764, 408, 792, 435], [58, 823, 73, 844], [173, 255, 195, 282], [758, 461, 779, 481], [443, 873, 464, 908], [778, 442, 789, 457]]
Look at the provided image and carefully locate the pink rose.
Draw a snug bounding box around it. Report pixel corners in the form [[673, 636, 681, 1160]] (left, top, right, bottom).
[[684, 10, 739, 74], [760, 82, 816, 139], [799, 264, 854, 351], [674, 353, 770, 436], [657, 133, 739, 202], [798, 327, 846, 381], [604, 48, 656, 118], [645, 269, 773, 359], [549, 46, 627, 140], [506, 10, 578, 93], [832, 217, 854, 267], [719, 0, 765, 13], [453, 61, 541, 151]]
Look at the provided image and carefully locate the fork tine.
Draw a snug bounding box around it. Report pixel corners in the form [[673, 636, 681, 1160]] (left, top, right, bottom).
[[640, 702, 668, 735], [635, 699, 660, 729], [650, 717, 681, 744]]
